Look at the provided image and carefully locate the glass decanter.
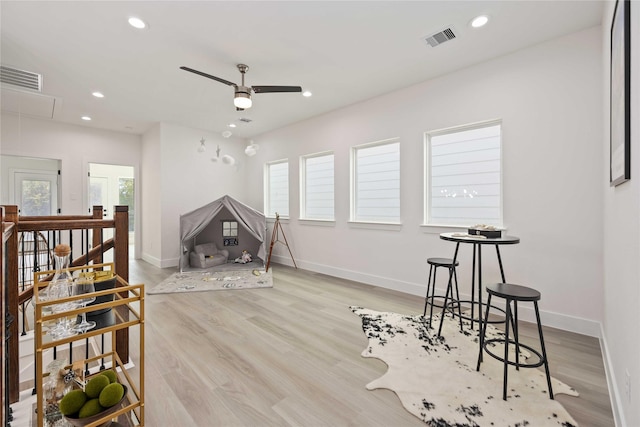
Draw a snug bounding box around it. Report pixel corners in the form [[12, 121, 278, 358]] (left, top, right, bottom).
[[48, 244, 77, 339]]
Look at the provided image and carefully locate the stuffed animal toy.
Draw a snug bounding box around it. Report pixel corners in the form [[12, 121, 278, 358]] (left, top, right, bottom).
[[234, 250, 252, 264]]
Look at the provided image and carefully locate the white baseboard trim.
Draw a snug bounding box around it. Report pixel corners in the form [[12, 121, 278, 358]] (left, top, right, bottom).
[[142, 253, 178, 269], [600, 327, 624, 427], [141, 252, 162, 267], [271, 255, 426, 296], [270, 255, 603, 338], [162, 257, 179, 268]]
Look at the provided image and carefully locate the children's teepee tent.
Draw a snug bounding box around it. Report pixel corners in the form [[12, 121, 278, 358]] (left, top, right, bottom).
[[179, 195, 267, 271]]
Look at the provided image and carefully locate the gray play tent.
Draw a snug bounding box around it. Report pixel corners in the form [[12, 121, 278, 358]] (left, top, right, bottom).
[[179, 195, 267, 271]]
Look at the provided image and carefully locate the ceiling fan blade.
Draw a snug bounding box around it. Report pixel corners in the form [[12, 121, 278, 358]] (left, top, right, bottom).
[[252, 85, 302, 94], [180, 66, 237, 87]]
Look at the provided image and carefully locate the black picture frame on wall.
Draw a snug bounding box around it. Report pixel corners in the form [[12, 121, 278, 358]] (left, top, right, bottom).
[[610, 0, 631, 186]]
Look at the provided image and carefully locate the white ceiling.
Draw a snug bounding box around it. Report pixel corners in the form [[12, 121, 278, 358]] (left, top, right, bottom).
[[0, 1, 603, 139]]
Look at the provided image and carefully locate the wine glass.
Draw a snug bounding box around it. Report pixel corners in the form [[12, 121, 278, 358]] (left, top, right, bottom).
[[72, 275, 96, 333]]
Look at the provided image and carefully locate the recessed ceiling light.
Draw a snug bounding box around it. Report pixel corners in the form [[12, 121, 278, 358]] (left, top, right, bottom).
[[92, 91, 104, 98], [228, 123, 236, 128], [302, 91, 312, 97], [128, 17, 146, 29], [471, 15, 489, 28], [81, 116, 92, 121]]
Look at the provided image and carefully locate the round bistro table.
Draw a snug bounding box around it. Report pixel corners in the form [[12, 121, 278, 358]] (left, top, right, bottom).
[[437, 232, 520, 336]]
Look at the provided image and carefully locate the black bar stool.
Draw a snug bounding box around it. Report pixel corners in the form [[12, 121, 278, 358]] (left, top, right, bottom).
[[423, 257, 463, 332], [476, 283, 554, 401]]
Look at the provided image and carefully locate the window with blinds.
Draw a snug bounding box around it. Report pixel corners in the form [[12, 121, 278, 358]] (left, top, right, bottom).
[[426, 121, 502, 227], [301, 152, 334, 220], [265, 160, 289, 217], [352, 139, 400, 223]]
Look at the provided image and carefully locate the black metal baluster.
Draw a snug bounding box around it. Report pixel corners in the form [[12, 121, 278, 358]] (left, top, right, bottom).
[[19, 233, 26, 337], [85, 337, 90, 376], [100, 334, 106, 370]]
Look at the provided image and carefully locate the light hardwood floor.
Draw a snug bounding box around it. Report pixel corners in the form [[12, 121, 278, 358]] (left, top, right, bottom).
[[129, 260, 615, 426]]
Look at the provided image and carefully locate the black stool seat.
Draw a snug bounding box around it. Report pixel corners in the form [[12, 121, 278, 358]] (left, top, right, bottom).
[[423, 257, 463, 332], [476, 282, 554, 401], [487, 283, 540, 301], [427, 258, 459, 267]]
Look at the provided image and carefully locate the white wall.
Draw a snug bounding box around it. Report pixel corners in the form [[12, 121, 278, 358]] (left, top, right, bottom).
[[142, 122, 248, 267], [0, 113, 141, 216], [602, 1, 640, 425], [141, 123, 162, 266], [244, 27, 604, 337]]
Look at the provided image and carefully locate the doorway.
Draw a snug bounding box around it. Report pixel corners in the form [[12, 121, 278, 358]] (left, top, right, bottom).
[[88, 163, 135, 259]]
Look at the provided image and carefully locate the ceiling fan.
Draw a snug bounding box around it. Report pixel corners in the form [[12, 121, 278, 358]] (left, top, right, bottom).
[[180, 64, 302, 110]]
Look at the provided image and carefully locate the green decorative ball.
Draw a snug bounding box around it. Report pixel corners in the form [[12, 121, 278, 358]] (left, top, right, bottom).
[[100, 369, 117, 384], [78, 398, 104, 418], [59, 389, 88, 416], [85, 374, 110, 398], [99, 382, 125, 408]]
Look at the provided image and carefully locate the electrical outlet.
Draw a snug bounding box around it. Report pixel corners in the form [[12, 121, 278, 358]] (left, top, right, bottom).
[[625, 369, 631, 403]]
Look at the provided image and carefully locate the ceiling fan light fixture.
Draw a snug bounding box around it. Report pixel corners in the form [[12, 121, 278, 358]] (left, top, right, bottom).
[[234, 87, 252, 109]]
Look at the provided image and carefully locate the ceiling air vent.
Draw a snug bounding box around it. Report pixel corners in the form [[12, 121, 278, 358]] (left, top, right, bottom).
[[0, 65, 42, 91], [424, 27, 456, 48]]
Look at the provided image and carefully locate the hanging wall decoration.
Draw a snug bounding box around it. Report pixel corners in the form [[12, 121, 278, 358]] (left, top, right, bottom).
[[609, 0, 631, 186]]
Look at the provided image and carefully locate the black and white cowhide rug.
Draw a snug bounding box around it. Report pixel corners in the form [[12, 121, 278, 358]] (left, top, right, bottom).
[[351, 307, 579, 427]]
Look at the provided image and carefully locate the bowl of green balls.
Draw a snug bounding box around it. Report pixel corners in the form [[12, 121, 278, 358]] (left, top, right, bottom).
[[59, 369, 127, 427]]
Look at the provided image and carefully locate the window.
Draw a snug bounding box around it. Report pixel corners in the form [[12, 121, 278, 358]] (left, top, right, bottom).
[[222, 220, 238, 246], [301, 152, 334, 220], [13, 170, 58, 216], [265, 160, 289, 217], [426, 121, 502, 227], [20, 178, 53, 216], [351, 139, 400, 223]]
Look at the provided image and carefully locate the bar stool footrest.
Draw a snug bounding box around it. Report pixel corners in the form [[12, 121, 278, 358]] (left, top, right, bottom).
[[447, 299, 508, 325], [427, 295, 462, 311], [483, 339, 546, 369]]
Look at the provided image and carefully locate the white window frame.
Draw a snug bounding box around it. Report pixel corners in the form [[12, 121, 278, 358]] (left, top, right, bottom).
[[264, 159, 289, 218], [350, 138, 401, 225], [424, 119, 503, 228], [300, 151, 335, 222]]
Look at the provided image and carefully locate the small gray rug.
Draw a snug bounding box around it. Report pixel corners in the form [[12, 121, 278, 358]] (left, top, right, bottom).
[[180, 260, 264, 273], [148, 267, 272, 295]]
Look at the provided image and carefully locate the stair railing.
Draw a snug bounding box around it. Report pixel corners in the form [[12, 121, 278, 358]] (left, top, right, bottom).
[[2, 205, 130, 409]]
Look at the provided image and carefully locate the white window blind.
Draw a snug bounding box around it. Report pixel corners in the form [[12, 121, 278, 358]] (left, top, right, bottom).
[[352, 140, 400, 223], [301, 153, 334, 220], [266, 160, 289, 217], [427, 122, 502, 227]]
